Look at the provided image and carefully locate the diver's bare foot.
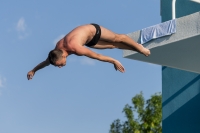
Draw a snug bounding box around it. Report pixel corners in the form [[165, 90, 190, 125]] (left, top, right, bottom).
[[142, 48, 150, 56], [139, 44, 150, 56]]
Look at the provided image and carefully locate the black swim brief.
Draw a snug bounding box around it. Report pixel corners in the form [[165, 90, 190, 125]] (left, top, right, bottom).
[[85, 23, 101, 47]]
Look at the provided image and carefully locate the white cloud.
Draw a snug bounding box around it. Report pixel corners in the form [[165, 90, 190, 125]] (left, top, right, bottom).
[[53, 34, 65, 45], [80, 57, 96, 66], [0, 77, 6, 88], [16, 17, 29, 39], [16, 17, 26, 32], [0, 80, 3, 88], [0, 76, 6, 96]]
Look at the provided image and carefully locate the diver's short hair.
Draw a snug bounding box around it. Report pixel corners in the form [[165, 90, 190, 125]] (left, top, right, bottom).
[[48, 49, 63, 65]]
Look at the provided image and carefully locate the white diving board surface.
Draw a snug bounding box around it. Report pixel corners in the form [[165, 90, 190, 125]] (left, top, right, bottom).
[[123, 11, 200, 74]]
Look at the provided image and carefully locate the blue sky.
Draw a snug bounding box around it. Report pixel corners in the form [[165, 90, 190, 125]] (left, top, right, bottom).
[[0, 0, 161, 133]]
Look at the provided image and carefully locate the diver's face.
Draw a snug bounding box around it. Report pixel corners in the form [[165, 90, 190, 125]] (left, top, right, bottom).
[[55, 57, 66, 68]]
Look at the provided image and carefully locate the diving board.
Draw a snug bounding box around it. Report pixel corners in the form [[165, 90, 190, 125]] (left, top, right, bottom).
[[123, 11, 200, 74]]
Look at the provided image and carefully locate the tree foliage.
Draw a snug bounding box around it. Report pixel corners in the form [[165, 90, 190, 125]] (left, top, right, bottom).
[[110, 92, 162, 133]]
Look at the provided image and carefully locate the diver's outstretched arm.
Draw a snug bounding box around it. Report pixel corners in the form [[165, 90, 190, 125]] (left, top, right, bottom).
[[75, 46, 125, 73], [27, 59, 50, 80]]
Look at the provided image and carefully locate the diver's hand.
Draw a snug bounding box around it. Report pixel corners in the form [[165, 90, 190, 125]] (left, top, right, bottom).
[[113, 60, 125, 73], [27, 70, 35, 80]]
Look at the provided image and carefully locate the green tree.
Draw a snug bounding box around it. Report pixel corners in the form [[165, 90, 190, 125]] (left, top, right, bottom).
[[110, 92, 162, 133]]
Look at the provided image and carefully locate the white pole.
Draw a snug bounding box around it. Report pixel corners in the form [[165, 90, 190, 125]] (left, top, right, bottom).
[[172, 0, 176, 19]]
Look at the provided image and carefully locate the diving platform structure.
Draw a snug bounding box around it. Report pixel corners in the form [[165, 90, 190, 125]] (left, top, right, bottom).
[[123, 8, 200, 132], [123, 11, 200, 74]]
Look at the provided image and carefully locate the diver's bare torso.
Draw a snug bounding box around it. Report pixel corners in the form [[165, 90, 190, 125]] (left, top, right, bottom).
[[55, 24, 97, 54]]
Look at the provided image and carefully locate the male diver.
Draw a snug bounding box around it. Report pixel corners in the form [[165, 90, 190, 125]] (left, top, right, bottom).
[[27, 23, 150, 80]]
